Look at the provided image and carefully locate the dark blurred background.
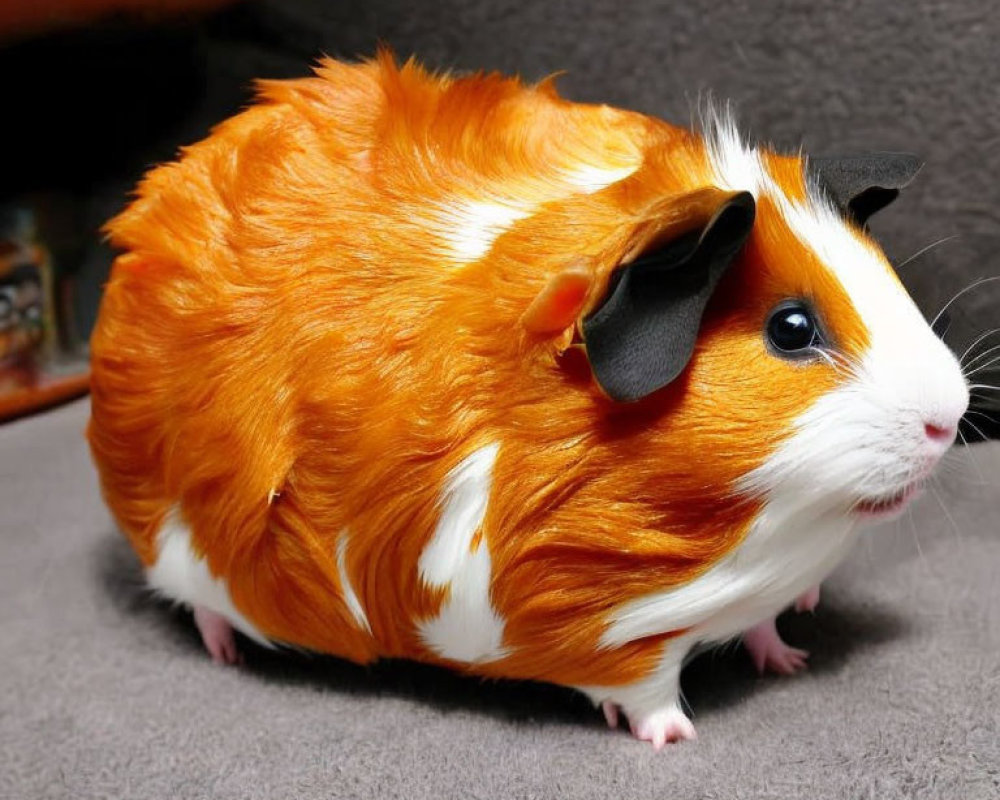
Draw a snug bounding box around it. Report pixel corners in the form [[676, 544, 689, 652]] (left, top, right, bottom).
[[1, 0, 997, 420]]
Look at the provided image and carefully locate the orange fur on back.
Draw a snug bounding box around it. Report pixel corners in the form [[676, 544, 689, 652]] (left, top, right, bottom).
[[89, 53, 868, 688]]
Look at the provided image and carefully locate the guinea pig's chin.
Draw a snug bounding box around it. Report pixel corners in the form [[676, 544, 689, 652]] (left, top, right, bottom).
[[851, 481, 924, 522]]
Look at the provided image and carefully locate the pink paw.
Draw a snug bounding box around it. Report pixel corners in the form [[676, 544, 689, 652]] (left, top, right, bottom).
[[630, 706, 697, 749], [193, 605, 243, 665], [795, 584, 821, 614], [601, 700, 620, 729], [601, 702, 696, 749], [743, 617, 808, 676]]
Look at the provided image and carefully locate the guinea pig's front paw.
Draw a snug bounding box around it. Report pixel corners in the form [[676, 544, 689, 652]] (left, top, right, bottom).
[[602, 701, 697, 749], [193, 605, 243, 666], [742, 617, 808, 676]]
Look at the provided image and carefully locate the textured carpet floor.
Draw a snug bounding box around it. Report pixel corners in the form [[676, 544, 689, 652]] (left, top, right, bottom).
[[1, 398, 998, 799]]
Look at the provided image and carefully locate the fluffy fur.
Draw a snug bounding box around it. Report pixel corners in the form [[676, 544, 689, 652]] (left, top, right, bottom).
[[88, 53, 968, 741]]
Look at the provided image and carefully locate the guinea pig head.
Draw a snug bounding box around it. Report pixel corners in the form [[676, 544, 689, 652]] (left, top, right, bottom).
[[516, 117, 968, 538]]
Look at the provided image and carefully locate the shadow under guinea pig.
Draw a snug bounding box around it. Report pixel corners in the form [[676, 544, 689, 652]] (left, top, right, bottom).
[[93, 532, 910, 728]]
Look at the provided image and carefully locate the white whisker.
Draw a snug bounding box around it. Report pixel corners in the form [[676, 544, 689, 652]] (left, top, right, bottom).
[[894, 234, 959, 271], [954, 428, 986, 484], [965, 354, 1000, 379], [964, 341, 1000, 372], [959, 328, 1000, 366], [906, 502, 925, 566], [962, 414, 994, 442], [928, 481, 963, 547], [930, 276, 1000, 331]]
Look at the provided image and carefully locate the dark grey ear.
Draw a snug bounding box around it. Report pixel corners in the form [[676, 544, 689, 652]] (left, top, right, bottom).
[[582, 192, 755, 403], [811, 153, 922, 225]]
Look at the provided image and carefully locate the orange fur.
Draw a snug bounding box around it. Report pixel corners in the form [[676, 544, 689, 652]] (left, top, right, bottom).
[[89, 53, 871, 689]]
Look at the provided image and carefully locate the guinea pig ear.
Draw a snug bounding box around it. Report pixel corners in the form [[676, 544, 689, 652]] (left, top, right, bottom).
[[811, 153, 922, 226], [521, 261, 594, 336], [581, 190, 755, 403]]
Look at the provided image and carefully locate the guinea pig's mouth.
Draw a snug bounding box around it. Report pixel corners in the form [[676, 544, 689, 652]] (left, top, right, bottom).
[[852, 482, 923, 519]]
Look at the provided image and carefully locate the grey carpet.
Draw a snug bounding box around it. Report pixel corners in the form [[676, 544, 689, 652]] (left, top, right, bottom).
[[2, 398, 998, 799]]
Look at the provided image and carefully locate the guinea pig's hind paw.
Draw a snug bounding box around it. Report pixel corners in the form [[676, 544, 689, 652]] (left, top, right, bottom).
[[794, 584, 821, 614], [193, 605, 243, 666], [626, 706, 697, 750], [743, 618, 809, 676]]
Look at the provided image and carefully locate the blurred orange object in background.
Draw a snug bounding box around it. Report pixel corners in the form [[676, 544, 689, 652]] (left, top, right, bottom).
[[0, 0, 236, 41]]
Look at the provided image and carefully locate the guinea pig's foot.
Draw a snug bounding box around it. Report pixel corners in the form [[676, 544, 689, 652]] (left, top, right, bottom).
[[742, 617, 808, 676], [601, 700, 620, 729], [625, 705, 697, 750], [794, 584, 821, 614], [193, 605, 243, 666]]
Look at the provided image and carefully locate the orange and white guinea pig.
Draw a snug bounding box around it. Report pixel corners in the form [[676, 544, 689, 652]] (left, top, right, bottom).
[[88, 52, 969, 748]]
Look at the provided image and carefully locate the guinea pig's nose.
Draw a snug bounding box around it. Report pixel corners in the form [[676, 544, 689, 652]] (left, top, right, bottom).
[[924, 421, 957, 445]]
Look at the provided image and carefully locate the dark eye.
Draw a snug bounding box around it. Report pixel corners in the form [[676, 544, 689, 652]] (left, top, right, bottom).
[[766, 302, 823, 356]]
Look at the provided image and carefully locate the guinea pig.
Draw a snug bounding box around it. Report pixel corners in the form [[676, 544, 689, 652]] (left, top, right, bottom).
[[88, 52, 970, 749]]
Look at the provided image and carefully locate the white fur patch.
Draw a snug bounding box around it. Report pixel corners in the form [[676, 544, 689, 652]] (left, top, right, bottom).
[[336, 529, 371, 634], [442, 199, 532, 264], [439, 157, 637, 265], [560, 162, 638, 192], [702, 106, 770, 198], [146, 509, 271, 646], [417, 443, 508, 663]]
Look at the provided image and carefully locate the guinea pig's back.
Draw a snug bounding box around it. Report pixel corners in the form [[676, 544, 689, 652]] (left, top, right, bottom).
[[88, 66, 388, 573]]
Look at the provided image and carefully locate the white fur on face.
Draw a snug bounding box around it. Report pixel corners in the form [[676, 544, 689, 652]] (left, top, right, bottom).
[[146, 508, 271, 646], [417, 443, 508, 663]]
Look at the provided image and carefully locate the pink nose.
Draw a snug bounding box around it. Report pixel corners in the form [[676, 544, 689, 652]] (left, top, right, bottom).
[[924, 422, 957, 444]]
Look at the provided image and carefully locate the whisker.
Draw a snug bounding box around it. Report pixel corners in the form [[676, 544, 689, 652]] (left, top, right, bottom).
[[968, 384, 1000, 392], [952, 429, 986, 484], [928, 481, 963, 547], [811, 347, 839, 371], [895, 234, 959, 271], [906, 502, 925, 566], [965, 354, 1000, 379], [931, 276, 1000, 332], [961, 414, 993, 443], [964, 341, 1000, 372], [959, 328, 1000, 366]]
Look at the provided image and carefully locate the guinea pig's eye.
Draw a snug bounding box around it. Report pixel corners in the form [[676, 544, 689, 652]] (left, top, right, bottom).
[[766, 302, 823, 356]]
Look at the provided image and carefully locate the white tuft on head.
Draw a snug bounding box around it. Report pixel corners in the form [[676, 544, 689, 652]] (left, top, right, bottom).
[[701, 101, 770, 198]]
